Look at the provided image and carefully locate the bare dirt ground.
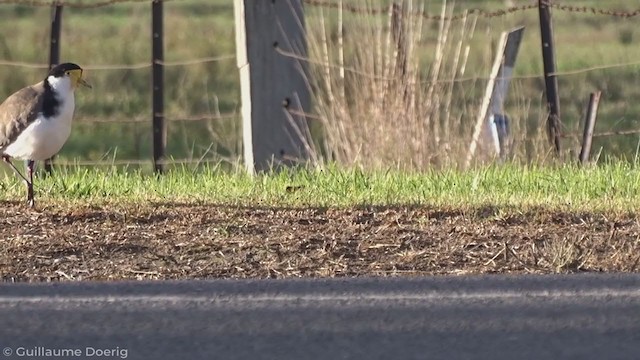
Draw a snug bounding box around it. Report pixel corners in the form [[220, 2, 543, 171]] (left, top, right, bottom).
[[1, 201, 639, 281]]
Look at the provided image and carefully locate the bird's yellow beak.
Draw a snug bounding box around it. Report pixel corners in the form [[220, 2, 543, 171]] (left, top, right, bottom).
[[69, 69, 92, 89], [78, 77, 92, 89]]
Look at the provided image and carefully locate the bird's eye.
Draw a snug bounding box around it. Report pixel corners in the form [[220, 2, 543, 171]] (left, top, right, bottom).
[[65, 71, 70, 75]]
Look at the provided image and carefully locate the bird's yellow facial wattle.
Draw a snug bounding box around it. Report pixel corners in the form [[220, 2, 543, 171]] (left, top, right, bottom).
[[67, 69, 91, 89]]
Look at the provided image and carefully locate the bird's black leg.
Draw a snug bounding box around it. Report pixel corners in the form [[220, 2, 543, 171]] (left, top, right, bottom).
[[26, 160, 35, 208], [1, 155, 34, 207], [2, 155, 29, 184]]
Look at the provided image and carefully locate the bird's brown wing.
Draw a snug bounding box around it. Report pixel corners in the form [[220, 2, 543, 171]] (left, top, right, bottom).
[[0, 81, 45, 151]]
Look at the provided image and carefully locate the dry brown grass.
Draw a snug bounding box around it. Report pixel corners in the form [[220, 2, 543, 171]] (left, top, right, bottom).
[[302, 1, 550, 170], [2, 201, 639, 282]]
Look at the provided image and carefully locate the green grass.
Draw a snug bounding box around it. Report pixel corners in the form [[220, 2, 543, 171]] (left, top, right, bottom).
[[2, 163, 640, 212]]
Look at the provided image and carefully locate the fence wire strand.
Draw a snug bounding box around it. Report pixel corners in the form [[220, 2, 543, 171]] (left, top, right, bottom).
[[304, 0, 640, 20], [2, 0, 636, 19], [593, 129, 640, 138], [275, 45, 640, 85], [0, 0, 182, 9], [0, 55, 235, 71], [546, 1, 640, 18], [303, 0, 538, 21], [76, 113, 238, 124]]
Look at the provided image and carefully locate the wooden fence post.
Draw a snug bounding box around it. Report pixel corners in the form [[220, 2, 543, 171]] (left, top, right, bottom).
[[152, 0, 165, 173], [538, 0, 562, 155], [234, 0, 310, 174], [579, 91, 601, 165], [465, 27, 525, 167], [44, 4, 63, 175]]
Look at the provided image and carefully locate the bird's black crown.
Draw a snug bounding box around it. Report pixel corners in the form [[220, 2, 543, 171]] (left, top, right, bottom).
[[48, 63, 83, 78]]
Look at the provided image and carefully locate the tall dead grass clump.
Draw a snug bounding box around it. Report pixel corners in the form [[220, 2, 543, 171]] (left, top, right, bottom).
[[305, 0, 478, 170]]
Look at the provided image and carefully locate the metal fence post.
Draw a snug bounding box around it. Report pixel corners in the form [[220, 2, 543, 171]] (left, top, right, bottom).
[[44, 4, 63, 175], [538, 0, 562, 155], [48, 4, 62, 87], [152, 0, 165, 173]]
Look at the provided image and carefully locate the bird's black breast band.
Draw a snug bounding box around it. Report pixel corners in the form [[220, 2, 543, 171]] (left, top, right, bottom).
[[41, 79, 60, 119]]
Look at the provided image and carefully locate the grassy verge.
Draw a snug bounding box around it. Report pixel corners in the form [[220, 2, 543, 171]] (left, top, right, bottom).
[[3, 163, 640, 281], [1, 162, 640, 212]]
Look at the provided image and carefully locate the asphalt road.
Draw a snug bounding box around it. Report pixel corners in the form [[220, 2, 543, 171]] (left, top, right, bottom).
[[1, 274, 639, 360]]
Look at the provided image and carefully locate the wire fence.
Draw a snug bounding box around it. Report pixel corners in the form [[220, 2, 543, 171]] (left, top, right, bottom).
[[0, 52, 239, 125], [0, 0, 638, 169], [0, 0, 244, 171], [0, 55, 236, 70], [7, 0, 635, 17], [275, 44, 640, 84], [303, 0, 640, 20]]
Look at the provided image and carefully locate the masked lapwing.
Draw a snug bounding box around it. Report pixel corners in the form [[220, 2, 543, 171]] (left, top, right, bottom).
[[0, 62, 91, 207]]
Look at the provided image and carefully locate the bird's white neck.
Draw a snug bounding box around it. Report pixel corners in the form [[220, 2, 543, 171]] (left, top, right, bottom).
[[46, 75, 74, 95]]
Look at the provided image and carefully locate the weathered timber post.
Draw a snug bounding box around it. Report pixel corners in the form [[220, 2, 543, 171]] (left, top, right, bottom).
[[234, 0, 311, 174], [465, 27, 525, 167], [579, 91, 601, 165]]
